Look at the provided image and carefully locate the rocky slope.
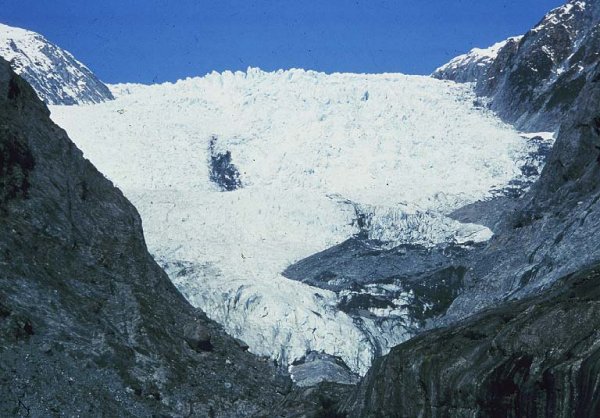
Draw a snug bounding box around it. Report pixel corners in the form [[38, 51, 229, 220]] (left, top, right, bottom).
[[344, 265, 600, 417], [337, 1, 600, 415], [442, 0, 600, 322], [340, 79, 600, 415], [0, 58, 291, 417], [434, 0, 598, 132], [0, 23, 113, 105]]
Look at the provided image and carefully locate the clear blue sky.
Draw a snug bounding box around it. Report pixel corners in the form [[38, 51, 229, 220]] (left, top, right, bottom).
[[0, 0, 565, 84]]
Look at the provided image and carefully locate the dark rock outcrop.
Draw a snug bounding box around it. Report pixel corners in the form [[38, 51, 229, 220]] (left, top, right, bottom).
[[0, 58, 290, 417], [289, 352, 360, 388], [183, 321, 213, 352], [284, 238, 474, 338], [343, 266, 600, 417], [274, 382, 354, 418], [209, 135, 242, 191]]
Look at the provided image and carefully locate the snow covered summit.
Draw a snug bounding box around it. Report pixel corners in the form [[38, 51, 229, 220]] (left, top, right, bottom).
[[0, 23, 113, 105], [432, 36, 523, 83]]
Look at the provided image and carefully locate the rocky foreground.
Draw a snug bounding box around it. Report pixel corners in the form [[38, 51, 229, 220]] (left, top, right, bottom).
[[343, 265, 600, 417], [0, 57, 295, 417]]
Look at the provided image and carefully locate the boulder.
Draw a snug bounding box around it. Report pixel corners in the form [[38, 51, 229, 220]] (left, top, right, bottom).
[[183, 322, 212, 352]]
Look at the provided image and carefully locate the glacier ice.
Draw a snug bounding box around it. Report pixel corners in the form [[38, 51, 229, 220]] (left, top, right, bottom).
[[49, 68, 549, 375]]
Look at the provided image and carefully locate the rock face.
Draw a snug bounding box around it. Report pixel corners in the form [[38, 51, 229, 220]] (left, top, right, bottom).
[[289, 352, 360, 388], [435, 0, 599, 131], [480, 0, 599, 131], [0, 58, 290, 417], [0, 23, 113, 105], [428, 0, 600, 324], [444, 18, 600, 323], [183, 321, 213, 352], [343, 266, 600, 417], [274, 382, 354, 418]]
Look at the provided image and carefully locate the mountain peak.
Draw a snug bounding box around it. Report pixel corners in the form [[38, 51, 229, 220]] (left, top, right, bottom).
[[432, 36, 523, 83], [0, 22, 113, 105]]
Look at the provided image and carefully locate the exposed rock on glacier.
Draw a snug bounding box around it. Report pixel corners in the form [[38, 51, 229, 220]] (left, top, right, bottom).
[[0, 23, 113, 105], [289, 351, 360, 388], [208, 135, 243, 191]]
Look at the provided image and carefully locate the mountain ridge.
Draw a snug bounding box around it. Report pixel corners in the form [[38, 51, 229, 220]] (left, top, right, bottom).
[[433, 0, 598, 131], [0, 22, 113, 105]]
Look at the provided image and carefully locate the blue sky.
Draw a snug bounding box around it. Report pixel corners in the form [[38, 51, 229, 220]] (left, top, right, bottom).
[[1, 0, 565, 84]]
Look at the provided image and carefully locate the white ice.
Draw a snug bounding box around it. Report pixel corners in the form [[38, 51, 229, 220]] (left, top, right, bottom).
[[50, 68, 537, 374]]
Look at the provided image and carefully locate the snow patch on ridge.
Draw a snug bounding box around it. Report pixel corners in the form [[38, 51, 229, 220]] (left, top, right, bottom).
[[433, 36, 523, 83], [50, 67, 540, 374]]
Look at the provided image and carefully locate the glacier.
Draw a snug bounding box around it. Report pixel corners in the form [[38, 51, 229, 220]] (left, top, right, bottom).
[[49, 67, 550, 375]]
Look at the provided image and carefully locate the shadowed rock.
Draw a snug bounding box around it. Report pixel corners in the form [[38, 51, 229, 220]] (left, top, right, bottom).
[[343, 266, 600, 417], [183, 322, 213, 352], [0, 57, 291, 417]]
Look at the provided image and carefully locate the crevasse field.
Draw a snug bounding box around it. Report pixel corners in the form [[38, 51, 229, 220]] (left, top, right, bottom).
[[50, 68, 543, 375]]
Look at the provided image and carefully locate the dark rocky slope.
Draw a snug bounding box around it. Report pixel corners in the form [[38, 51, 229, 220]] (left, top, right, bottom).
[[434, 0, 599, 132], [0, 58, 290, 417], [430, 0, 600, 325], [480, 0, 599, 131], [444, 5, 600, 323], [343, 265, 600, 417]]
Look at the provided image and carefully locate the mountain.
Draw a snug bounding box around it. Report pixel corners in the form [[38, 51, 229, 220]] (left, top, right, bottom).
[[48, 68, 549, 380], [344, 265, 600, 417], [4, 0, 598, 415], [0, 57, 292, 417], [434, 0, 598, 131], [432, 37, 522, 83], [339, 1, 600, 415], [0, 23, 113, 105], [431, 0, 600, 322]]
